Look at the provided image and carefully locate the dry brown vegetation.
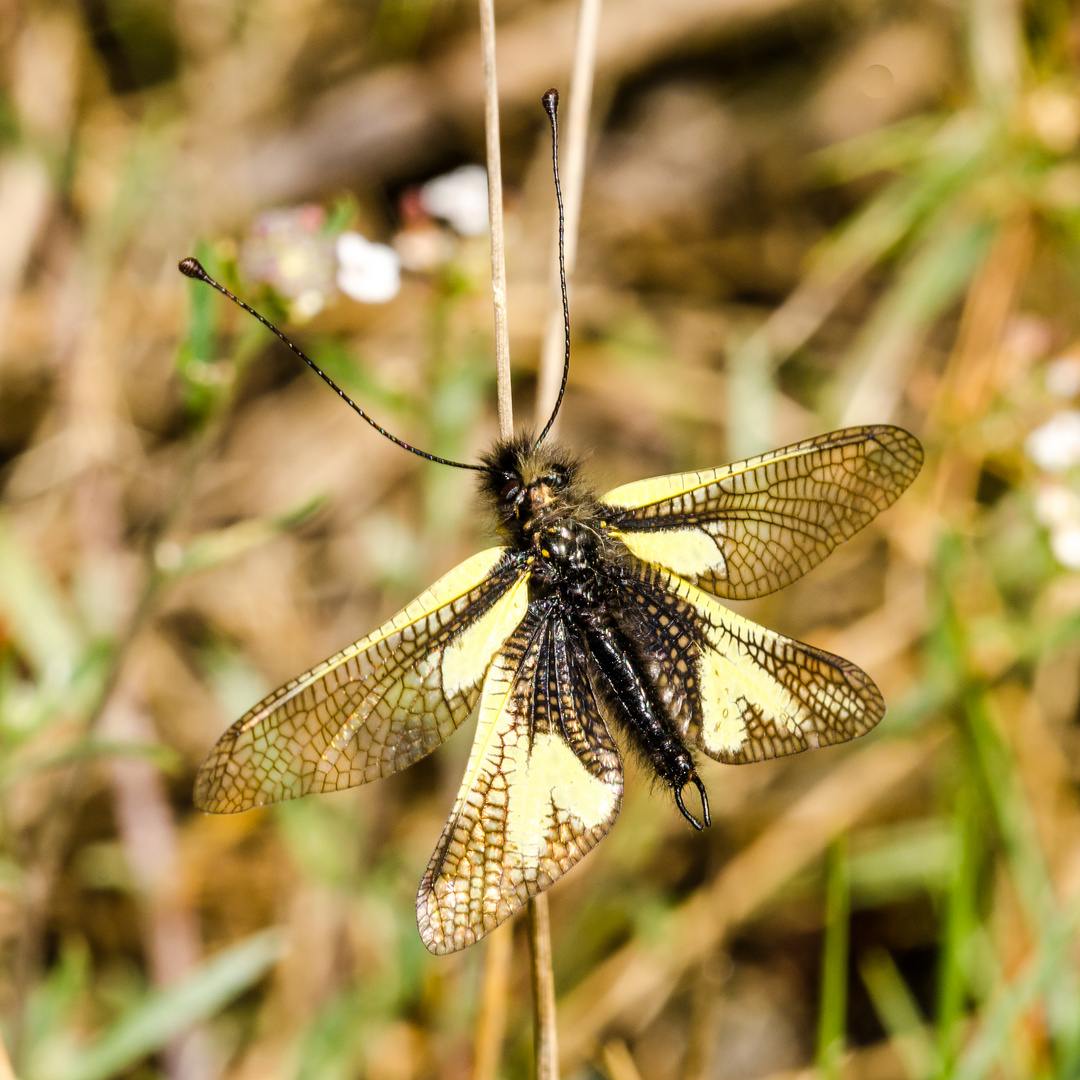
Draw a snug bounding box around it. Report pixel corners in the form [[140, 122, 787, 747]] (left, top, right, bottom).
[[2, 1, 1080, 1079]]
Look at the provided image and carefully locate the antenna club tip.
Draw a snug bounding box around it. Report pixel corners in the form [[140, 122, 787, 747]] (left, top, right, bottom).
[[542, 88, 559, 118], [178, 256, 208, 281]]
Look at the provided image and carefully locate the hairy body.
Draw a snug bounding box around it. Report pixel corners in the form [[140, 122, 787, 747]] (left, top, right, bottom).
[[482, 434, 710, 827]]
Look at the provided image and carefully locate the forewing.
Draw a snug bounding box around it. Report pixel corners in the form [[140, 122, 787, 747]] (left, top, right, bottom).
[[417, 609, 622, 954], [602, 425, 922, 599], [618, 562, 884, 765], [195, 548, 530, 812]]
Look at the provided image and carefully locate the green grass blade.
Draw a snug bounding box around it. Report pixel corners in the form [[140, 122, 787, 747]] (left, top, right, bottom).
[[50, 929, 285, 1080], [816, 838, 850, 1080], [936, 786, 979, 1073], [835, 214, 994, 424], [157, 495, 326, 580], [953, 907, 1080, 1080], [860, 947, 938, 1080], [847, 819, 956, 907], [0, 738, 182, 791]]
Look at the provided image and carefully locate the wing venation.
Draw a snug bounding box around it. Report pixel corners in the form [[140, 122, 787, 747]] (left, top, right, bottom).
[[194, 548, 529, 812], [417, 609, 622, 954], [615, 562, 884, 766], [603, 425, 922, 599]]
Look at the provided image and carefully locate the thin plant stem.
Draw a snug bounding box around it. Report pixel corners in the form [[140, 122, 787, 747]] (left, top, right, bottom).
[[524, 3, 604, 1070], [526, 4, 603, 1069], [601, 1039, 645, 1080], [478, 0, 513, 439], [476, 5, 560, 1076], [473, 926, 513, 1080], [529, 893, 559, 1080], [535, 0, 603, 432], [815, 837, 850, 1080]]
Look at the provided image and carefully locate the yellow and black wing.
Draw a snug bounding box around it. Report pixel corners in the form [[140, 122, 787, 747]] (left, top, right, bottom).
[[417, 608, 623, 954], [617, 562, 883, 765], [602, 425, 922, 600], [194, 548, 530, 812]]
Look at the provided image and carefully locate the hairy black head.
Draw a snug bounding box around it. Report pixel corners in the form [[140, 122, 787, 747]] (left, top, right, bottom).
[[479, 432, 593, 542]]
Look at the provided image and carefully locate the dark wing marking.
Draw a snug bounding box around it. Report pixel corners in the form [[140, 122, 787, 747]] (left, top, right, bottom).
[[417, 608, 622, 954], [615, 561, 884, 765], [602, 425, 922, 599], [194, 548, 530, 812]]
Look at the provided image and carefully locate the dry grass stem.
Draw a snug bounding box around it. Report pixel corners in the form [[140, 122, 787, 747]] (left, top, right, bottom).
[[478, 0, 513, 439], [473, 926, 513, 1080], [535, 0, 603, 430], [600, 1038, 645, 1080], [529, 893, 560, 1080], [935, 214, 1034, 427], [477, 5, 560, 1075]]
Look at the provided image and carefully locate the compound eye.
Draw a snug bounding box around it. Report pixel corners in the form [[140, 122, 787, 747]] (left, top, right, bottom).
[[499, 476, 522, 503]]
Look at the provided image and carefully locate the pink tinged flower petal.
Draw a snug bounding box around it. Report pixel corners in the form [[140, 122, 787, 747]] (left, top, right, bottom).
[[420, 165, 489, 237], [1026, 410, 1080, 471], [241, 207, 335, 304], [335, 232, 402, 304]]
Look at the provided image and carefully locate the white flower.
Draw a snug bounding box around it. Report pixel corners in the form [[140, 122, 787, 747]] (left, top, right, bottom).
[[1033, 481, 1080, 570], [336, 232, 402, 304], [1045, 354, 1080, 399], [420, 165, 489, 237], [241, 204, 335, 320], [1025, 410, 1080, 471], [1051, 526, 1080, 569], [293, 289, 326, 319], [1034, 481, 1080, 527]]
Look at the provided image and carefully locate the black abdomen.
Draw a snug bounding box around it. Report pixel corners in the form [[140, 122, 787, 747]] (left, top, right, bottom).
[[576, 614, 709, 829]]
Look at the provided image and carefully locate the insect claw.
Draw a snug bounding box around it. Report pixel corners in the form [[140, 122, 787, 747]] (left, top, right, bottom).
[[674, 774, 711, 831], [693, 772, 711, 828]]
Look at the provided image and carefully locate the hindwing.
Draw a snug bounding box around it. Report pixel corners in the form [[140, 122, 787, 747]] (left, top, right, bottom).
[[417, 607, 622, 954], [614, 561, 884, 765], [194, 548, 529, 812], [602, 425, 922, 600]]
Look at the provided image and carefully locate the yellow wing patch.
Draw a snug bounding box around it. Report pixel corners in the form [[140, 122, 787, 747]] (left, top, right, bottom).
[[417, 613, 622, 954], [441, 573, 530, 694], [602, 426, 923, 600], [617, 563, 884, 765], [616, 525, 727, 580], [695, 638, 800, 755], [603, 466, 734, 511], [194, 548, 528, 812], [666, 571, 885, 763]]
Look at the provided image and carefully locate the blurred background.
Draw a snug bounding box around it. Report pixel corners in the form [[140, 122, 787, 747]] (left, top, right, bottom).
[[2, 0, 1080, 1078]]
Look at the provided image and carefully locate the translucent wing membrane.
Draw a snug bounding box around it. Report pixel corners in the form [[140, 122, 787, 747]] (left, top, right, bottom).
[[603, 425, 922, 600], [616, 562, 884, 765], [194, 549, 529, 812], [417, 608, 622, 954]]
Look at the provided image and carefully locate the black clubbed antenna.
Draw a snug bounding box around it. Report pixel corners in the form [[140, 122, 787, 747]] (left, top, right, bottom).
[[535, 88, 570, 449], [178, 257, 484, 472]]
